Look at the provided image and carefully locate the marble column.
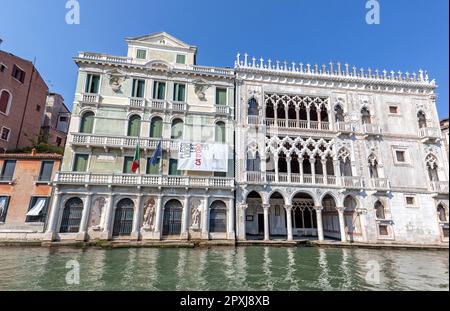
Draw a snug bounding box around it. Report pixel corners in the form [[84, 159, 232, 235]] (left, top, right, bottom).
[[181, 196, 190, 239], [131, 194, 143, 240], [77, 193, 93, 241], [334, 159, 341, 186], [314, 206, 324, 241], [153, 196, 163, 239], [263, 204, 270, 241], [201, 196, 209, 239], [238, 204, 248, 240], [227, 198, 235, 239], [337, 206, 347, 242], [285, 205, 293, 241], [44, 190, 62, 241], [322, 159, 328, 185], [310, 158, 316, 184], [274, 156, 279, 182], [287, 157, 292, 183]]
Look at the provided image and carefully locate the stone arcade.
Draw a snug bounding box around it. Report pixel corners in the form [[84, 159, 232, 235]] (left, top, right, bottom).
[[44, 33, 449, 246]]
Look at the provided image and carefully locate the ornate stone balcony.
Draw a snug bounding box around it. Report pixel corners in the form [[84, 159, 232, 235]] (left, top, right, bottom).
[[430, 181, 449, 194], [362, 124, 382, 137], [265, 118, 331, 132], [70, 134, 178, 150], [245, 172, 363, 189], [129, 97, 146, 108], [335, 122, 354, 135], [419, 127, 441, 142], [368, 178, 391, 192], [54, 172, 235, 189], [247, 116, 262, 126], [215, 105, 231, 116], [80, 93, 102, 105]]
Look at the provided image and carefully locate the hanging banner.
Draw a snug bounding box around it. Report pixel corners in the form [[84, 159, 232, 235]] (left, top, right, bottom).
[[178, 142, 229, 172]]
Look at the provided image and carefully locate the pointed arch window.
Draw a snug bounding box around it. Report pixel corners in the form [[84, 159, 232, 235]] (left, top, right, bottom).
[[338, 148, 352, 177], [368, 154, 379, 178], [437, 204, 448, 222], [335, 105, 344, 123], [425, 154, 439, 181], [248, 98, 259, 116], [375, 201, 386, 220], [418, 111, 427, 129], [361, 107, 371, 124]]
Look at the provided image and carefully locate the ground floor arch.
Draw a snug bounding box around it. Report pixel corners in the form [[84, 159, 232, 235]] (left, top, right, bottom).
[[209, 200, 227, 233], [163, 199, 183, 237], [112, 198, 135, 237], [322, 194, 341, 240], [292, 192, 317, 237], [60, 197, 84, 233]]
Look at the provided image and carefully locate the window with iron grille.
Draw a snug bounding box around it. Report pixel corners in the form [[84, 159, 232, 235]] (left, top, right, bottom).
[[60, 198, 83, 233]]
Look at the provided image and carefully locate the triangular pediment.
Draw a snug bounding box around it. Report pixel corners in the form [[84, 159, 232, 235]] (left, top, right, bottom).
[[126, 32, 195, 50]]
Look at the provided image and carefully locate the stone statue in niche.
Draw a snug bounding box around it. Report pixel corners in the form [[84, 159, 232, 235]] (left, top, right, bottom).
[[109, 76, 125, 93], [90, 197, 106, 231], [143, 198, 156, 230], [190, 199, 202, 230]]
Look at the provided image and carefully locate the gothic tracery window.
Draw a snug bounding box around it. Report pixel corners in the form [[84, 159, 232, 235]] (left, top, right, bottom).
[[368, 153, 379, 178], [361, 107, 371, 125], [335, 105, 344, 123], [418, 111, 427, 129], [425, 154, 439, 182]]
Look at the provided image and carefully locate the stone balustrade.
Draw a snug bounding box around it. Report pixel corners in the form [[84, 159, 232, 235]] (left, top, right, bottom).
[[362, 123, 382, 136], [70, 134, 178, 150], [54, 172, 235, 189], [265, 118, 330, 131], [419, 127, 441, 140], [430, 181, 449, 194]]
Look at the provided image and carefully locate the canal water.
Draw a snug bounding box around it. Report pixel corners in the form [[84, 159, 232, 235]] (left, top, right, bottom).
[[0, 246, 448, 291]]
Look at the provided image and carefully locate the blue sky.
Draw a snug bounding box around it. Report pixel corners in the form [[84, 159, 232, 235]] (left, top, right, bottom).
[[0, 0, 448, 118]]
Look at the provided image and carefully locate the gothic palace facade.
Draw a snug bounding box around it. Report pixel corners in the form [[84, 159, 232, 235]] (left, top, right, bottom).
[[44, 32, 449, 245]]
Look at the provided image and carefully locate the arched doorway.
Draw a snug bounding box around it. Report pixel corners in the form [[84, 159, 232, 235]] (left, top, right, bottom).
[[268, 192, 286, 239], [292, 193, 317, 238], [343, 195, 361, 242], [163, 199, 183, 236], [322, 195, 340, 240], [210, 201, 227, 233], [60, 197, 83, 233], [112, 198, 134, 237], [245, 191, 263, 240]]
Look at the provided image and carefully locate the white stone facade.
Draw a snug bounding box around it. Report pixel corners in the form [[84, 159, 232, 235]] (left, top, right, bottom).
[[44, 33, 448, 246], [234, 54, 449, 245]]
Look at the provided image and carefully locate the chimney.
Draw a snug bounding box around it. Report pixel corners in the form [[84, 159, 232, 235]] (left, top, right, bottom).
[[31, 148, 37, 156]]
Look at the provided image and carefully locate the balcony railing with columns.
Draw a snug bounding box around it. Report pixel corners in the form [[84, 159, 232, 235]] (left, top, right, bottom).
[[419, 127, 441, 141], [265, 118, 330, 131], [81, 93, 101, 104], [247, 116, 261, 125], [215, 105, 231, 115], [245, 171, 363, 188], [362, 124, 382, 136], [430, 181, 449, 194], [54, 172, 235, 189], [129, 97, 146, 108], [335, 122, 354, 134], [70, 134, 178, 150], [369, 178, 391, 191]]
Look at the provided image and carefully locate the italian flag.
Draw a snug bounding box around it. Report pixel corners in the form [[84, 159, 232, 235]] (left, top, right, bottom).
[[131, 143, 140, 173]]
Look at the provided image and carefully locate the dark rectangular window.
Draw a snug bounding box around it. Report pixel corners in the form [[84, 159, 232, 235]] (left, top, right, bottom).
[[169, 159, 181, 176], [132, 79, 145, 98], [216, 88, 227, 106], [12, 65, 26, 83], [396, 151, 406, 163], [85, 74, 100, 94], [153, 81, 166, 100], [176, 54, 186, 64], [0, 196, 10, 223], [146, 157, 161, 175], [73, 154, 89, 172], [123, 157, 134, 174], [136, 49, 147, 60], [389, 106, 398, 114], [1, 127, 10, 141], [38, 161, 54, 182], [1, 160, 16, 181], [0, 64, 6, 72], [25, 197, 49, 223], [173, 83, 186, 102]]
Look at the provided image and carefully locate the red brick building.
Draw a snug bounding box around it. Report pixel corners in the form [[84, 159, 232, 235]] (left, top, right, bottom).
[[0, 50, 49, 152], [0, 150, 61, 240]]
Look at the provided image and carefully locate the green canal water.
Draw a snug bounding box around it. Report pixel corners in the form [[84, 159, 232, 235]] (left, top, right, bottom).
[[0, 246, 448, 291]]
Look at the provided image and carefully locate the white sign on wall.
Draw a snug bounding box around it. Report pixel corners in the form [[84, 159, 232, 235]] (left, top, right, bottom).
[[178, 142, 229, 172]]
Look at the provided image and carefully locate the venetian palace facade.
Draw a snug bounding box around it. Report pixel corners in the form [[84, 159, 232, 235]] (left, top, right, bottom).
[[45, 32, 449, 246]]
